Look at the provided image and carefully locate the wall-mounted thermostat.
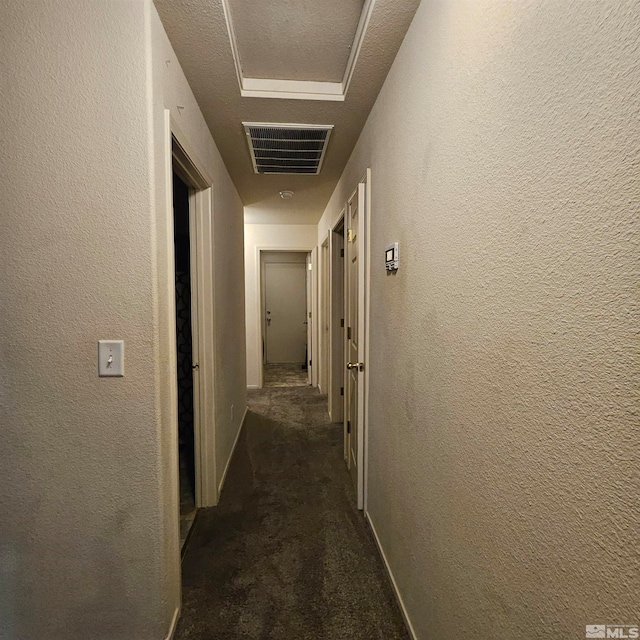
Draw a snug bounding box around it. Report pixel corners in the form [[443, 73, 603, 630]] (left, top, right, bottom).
[[385, 242, 399, 271]]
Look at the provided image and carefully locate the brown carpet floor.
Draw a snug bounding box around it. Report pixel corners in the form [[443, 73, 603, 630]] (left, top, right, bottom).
[[263, 363, 308, 388], [174, 386, 409, 640]]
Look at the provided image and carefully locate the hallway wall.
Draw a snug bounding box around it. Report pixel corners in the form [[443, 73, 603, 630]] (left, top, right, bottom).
[[244, 223, 317, 388], [0, 2, 246, 639], [318, 1, 640, 638]]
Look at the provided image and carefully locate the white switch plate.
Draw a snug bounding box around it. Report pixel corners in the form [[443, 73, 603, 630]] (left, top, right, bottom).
[[98, 340, 124, 377]]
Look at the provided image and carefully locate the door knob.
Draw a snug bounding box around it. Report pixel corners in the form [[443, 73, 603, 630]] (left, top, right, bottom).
[[347, 362, 364, 371], [192, 363, 199, 370]]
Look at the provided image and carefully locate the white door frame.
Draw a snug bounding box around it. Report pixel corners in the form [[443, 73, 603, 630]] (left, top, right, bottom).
[[319, 236, 330, 395], [328, 212, 345, 428], [362, 169, 372, 511], [344, 169, 371, 510], [256, 246, 316, 389], [311, 247, 319, 388], [306, 252, 313, 385], [165, 112, 218, 509]]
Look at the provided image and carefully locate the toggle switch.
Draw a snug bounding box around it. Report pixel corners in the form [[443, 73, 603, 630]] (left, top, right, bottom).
[[98, 340, 124, 377]]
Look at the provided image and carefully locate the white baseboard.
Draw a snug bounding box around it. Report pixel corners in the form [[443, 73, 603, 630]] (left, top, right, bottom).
[[247, 384, 259, 389], [366, 512, 417, 640], [164, 606, 180, 640], [217, 406, 248, 497]]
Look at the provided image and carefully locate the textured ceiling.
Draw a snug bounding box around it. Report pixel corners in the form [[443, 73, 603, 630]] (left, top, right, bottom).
[[230, 0, 364, 83], [154, 0, 421, 224]]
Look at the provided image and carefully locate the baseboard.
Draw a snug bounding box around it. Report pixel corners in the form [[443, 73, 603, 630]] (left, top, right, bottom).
[[365, 512, 417, 640], [217, 406, 248, 497], [164, 606, 180, 640], [247, 384, 259, 389]]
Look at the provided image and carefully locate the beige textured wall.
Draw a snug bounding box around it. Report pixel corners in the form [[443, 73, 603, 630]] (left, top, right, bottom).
[[244, 224, 318, 387], [0, 2, 246, 638], [318, 1, 640, 638]]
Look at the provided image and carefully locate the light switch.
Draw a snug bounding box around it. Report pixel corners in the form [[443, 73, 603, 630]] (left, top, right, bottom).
[[98, 340, 124, 377]]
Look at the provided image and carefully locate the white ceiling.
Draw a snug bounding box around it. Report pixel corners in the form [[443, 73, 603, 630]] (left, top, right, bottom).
[[154, 0, 421, 224]]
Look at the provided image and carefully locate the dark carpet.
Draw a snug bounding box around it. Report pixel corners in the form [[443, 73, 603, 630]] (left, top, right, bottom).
[[174, 386, 409, 640]]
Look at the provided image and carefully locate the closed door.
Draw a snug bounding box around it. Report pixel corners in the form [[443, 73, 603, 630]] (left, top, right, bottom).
[[265, 262, 307, 363], [345, 182, 366, 505]]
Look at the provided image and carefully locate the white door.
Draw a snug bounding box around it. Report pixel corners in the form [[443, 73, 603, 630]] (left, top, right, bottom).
[[264, 262, 307, 363], [345, 181, 367, 508]]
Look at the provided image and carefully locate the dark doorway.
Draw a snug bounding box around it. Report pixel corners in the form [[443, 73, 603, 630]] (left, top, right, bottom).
[[173, 171, 196, 548]]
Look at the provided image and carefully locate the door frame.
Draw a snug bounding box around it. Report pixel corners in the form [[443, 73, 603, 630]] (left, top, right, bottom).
[[165, 112, 218, 510], [319, 236, 330, 394], [363, 169, 372, 511], [306, 252, 313, 385], [255, 246, 316, 389], [343, 169, 371, 510], [311, 247, 319, 388], [328, 212, 345, 427]]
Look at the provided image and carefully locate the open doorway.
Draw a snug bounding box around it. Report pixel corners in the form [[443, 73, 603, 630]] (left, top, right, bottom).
[[172, 171, 197, 548], [261, 251, 310, 387]]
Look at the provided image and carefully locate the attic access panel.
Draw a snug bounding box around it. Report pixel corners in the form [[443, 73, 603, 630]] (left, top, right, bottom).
[[244, 123, 333, 175], [229, 0, 365, 83]]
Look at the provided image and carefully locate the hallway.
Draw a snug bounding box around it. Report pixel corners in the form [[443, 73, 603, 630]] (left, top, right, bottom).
[[174, 387, 408, 639]]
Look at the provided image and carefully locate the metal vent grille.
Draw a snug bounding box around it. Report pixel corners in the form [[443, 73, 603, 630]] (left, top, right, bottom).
[[243, 123, 333, 175]]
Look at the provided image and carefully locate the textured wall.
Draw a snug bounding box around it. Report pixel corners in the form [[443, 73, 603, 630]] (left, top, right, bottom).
[[244, 224, 318, 387], [0, 2, 166, 638], [318, 1, 640, 638], [0, 2, 246, 638]]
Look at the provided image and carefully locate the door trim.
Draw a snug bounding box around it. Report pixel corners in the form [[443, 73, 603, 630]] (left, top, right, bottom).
[[168, 115, 218, 509], [310, 247, 319, 388], [362, 168, 372, 512], [306, 253, 313, 385], [320, 236, 330, 395], [256, 246, 316, 389], [328, 211, 346, 435]]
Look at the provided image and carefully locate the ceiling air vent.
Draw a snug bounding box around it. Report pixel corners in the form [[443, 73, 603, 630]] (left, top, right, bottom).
[[243, 123, 333, 175]]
